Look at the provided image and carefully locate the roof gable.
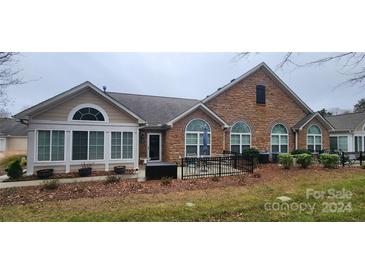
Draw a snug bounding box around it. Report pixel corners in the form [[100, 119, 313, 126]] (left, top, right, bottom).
[[14, 81, 146, 123], [293, 112, 334, 130], [202, 62, 313, 114]]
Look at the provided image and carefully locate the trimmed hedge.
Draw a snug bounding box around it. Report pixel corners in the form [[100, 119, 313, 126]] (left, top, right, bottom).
[[320, 153, 340, 168], [296, 153, 312, 168], [242, 148, 260, 159], [278, 153, 293, 169], [291, 149, 312, 156]]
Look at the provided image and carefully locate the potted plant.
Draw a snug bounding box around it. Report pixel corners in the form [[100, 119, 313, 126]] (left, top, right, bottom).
[[114, 165, 126, 174], [36, 168, 54, 179], [78, 163, 92, 177]]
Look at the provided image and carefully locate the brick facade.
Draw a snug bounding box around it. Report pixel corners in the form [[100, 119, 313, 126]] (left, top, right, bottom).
[[145, 67, 331, 163]]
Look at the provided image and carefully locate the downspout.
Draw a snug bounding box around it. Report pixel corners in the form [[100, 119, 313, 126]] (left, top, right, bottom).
[[295, 130, 298, 150]]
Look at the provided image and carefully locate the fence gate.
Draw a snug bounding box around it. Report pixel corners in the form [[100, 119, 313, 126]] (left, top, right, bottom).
[[181, 154, 254, 180]]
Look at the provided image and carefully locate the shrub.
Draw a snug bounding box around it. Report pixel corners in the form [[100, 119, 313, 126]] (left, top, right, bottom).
[[105, 175, 121, 184], [5, 159, 23, 179], [41, 179, 59, 190], [161, 177, 173, 186], [320, 153, 340, 168], [291, 149, 312, 156], [361, 164, 365, 169], [0, 154, 27, 168], [242, 148, 260, 159], [211, 176, 220, 182], [278, 154, 293, 169], [296, 153, 313, 168]]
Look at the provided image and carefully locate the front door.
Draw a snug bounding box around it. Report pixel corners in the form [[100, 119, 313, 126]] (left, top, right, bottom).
[[148, 134, 161, 161]]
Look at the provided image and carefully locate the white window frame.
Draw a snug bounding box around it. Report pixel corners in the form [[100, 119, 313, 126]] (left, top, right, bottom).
[[71, 130, 105, 161], [36, 130, 66, 162], [230, 121, 251, 153], [110, 131, 134, 161], [184, 119, 211, 157], [271, 123, 289, 153], [307, 124, 322, 152], [67, 103, 110, 123], [330, 135, 349, 152]]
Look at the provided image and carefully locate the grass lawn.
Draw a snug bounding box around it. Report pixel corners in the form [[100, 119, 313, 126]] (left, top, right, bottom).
[[1, 167, 364, 221]]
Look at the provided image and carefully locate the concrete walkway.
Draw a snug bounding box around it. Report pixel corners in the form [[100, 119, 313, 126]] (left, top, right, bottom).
[[0, 173, 140, 189]]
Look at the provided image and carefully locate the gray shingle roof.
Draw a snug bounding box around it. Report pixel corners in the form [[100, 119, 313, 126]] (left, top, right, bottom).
[[107, 92, 199, 125], [326, 112, 365, 131], [0, 118, 28, 137], [293, 113, 317, 129]]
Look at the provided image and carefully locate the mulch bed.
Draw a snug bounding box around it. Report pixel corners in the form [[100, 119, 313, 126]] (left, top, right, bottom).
[[3, 169, 136, 182], [0, 164, 362, 206]]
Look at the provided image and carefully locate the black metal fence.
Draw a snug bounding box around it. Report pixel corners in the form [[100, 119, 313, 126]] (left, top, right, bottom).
[[340, 151, 363, 167], [181, 154, 254, 180]]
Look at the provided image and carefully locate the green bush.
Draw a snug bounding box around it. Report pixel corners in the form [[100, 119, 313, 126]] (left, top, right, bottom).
[[296, 153, 312, 168], [41, 179, 59, 190], [278, 154, 293, 169], [291, 149, 312, 156], [242, 148, 260, 159], [5, 159, 23, 179], [361, 164, 365, 169], [161, 177, 173, 186], [319, 153, 340, 168], [0, 154, 27, 167]]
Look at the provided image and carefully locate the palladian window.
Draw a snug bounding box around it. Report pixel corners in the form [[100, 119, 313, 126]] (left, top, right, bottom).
[[185, 119, 211, 157], [271, 124, 288, 153], [72, 107, 105, 121], [230, 122, 251, 153], [307, 125, 322, 152]]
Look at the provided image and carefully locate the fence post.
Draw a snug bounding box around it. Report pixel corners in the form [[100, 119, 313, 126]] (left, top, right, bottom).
[[219, 157, 222, 177], [181, 158, 184, 180], [341, 151, 345, 167], [360, 151, 363, 166]]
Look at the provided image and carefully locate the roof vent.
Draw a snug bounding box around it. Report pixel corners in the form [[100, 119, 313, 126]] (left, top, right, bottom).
[[230, 79, 235, 83], [102, 85, 107, 92]]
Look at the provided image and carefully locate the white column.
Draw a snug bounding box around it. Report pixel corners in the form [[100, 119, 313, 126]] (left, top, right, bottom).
[[26, 130, 35, 175], [134, 129, 139, 170], [104, 131, 110, 171], [65, 130, 71, 173]]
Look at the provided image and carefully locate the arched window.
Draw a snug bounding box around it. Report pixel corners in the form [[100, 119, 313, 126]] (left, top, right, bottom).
[[72, 107, 105, 121], [230, 122, 251, 153], [307, 125, 322, 152], [271, 124, 288, 153], [185, 119, 211, 157]]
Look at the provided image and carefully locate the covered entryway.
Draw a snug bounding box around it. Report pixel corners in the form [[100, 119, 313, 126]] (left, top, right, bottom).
[[147, 133, 162, 161]]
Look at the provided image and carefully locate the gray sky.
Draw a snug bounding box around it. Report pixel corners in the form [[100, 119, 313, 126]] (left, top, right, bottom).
[[6, 52, 365, 115]]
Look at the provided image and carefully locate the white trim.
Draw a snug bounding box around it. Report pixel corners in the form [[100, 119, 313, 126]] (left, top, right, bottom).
[[299, 113, 335, 130], [184, 118, 212, 157], [230, 121, 252, 153], [166, 102, 228, 128], [14, 81, 146, 123], [29, 119, 139, 127], [35, 129, 66, 163], [70, 130, 105, 161], [306, 124, 323, 152], [67, 103, 110, 122], [202, 62, 313, 114], [330, 135, 350, 152], [270, 123, 289, 153], [147, 133, 162, 162], [0, 138, 6, 152]]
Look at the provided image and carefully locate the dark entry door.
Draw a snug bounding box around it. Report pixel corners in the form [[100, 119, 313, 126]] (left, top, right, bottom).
[[148, 134, 160, 161]]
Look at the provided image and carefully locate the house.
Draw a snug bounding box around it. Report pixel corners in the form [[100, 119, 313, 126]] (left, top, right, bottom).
[[326, 112, 365, 152], [14, 62, 335, 175], [0, 118, 28, 159]]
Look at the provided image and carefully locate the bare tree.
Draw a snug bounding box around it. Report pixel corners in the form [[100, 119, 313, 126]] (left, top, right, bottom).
[[237, 52, 365, 87], [0, 52, 23, 114]]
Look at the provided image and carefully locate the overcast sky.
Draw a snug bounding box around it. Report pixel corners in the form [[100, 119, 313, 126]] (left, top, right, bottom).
[[6, 52, 365, 115]]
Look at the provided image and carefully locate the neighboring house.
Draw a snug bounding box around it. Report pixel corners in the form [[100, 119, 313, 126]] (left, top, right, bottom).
[[326, 112, 365, 152], [0, 118, 28, 159], [14, 62, 335, 175]]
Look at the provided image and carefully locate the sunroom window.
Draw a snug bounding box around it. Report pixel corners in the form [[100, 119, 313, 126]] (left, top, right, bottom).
[[185, 119, 211, 157], [230, 122, 251, 153], [111, 132, 134, 159], [72, 131, 104, 160], [37, 130, 65, 161], [271, 124, 288, 153]]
